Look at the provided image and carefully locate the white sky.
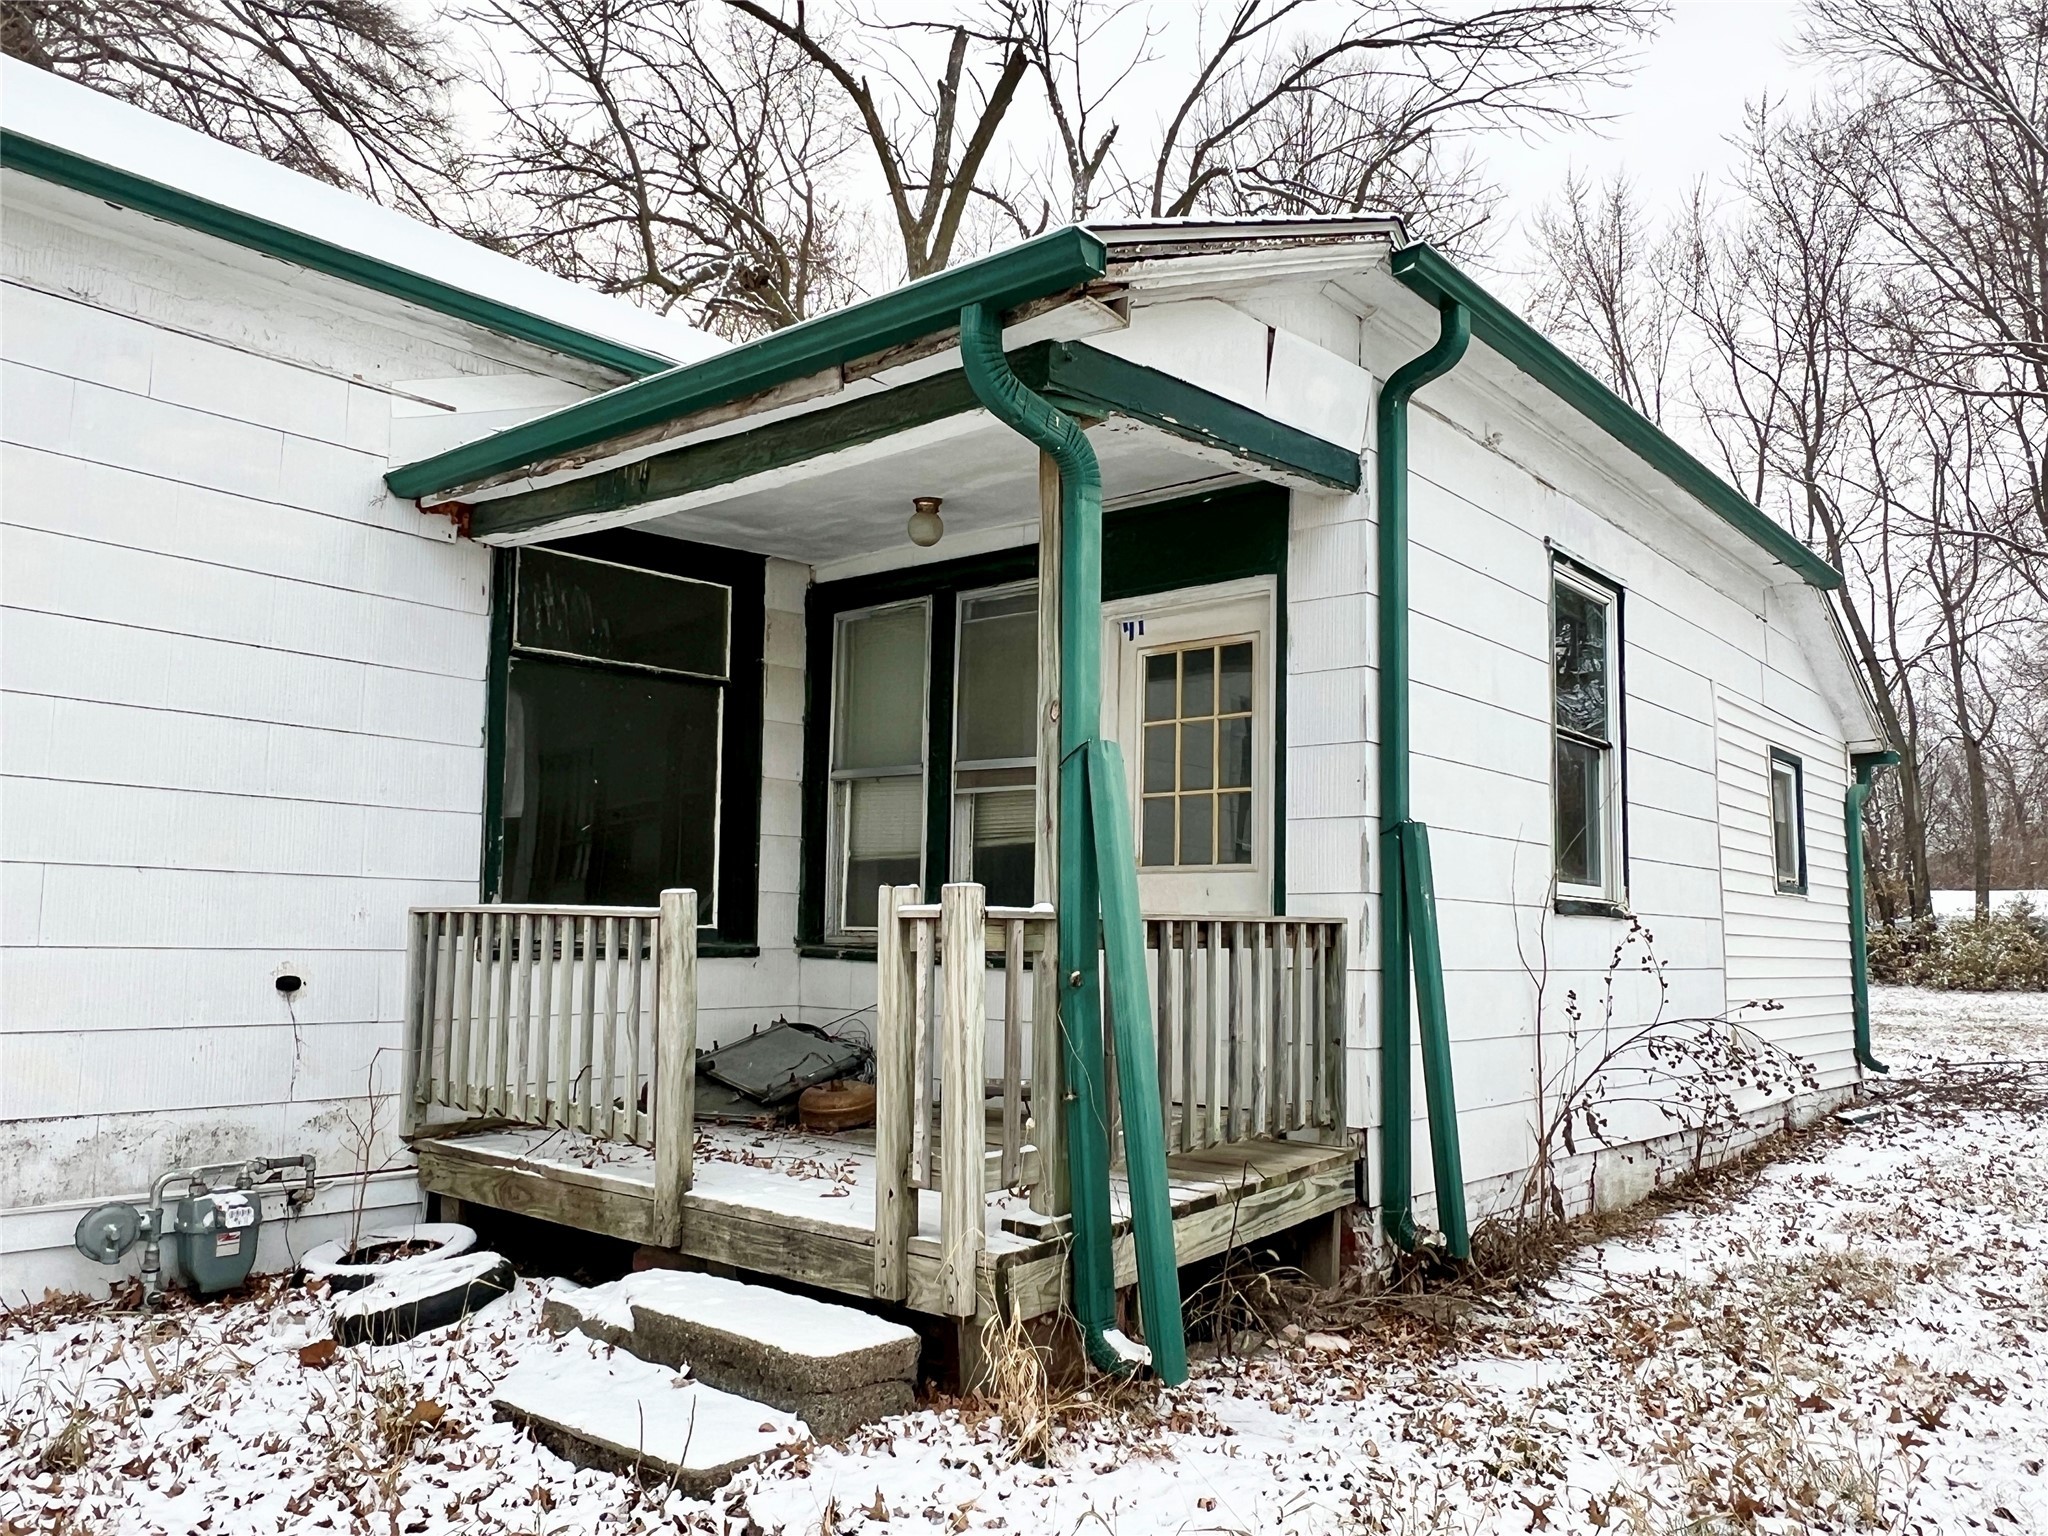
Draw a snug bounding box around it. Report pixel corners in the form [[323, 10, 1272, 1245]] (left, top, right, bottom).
[[1482, 0, 1810, 290]]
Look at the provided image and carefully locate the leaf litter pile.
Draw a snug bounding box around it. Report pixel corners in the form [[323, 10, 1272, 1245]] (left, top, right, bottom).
[[3, 986, 2042, 1535]]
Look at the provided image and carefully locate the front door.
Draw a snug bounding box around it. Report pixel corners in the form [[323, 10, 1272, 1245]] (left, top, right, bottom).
[[1102, 578, 1277, 916]]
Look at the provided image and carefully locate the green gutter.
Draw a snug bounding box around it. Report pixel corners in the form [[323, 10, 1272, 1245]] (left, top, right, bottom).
[[959, 301, 1188, 1387], [1848, 750, 1900, 1074], [464, 340, 1359, 543], [0, 131, 677, 379], [1377, 295, 1473, 1261], [1389, 244, 1843, 593], [389, 227, 1109, 500]]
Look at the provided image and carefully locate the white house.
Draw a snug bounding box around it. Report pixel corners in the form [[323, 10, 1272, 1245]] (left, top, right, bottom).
[[1, 57, 1891, 1357]]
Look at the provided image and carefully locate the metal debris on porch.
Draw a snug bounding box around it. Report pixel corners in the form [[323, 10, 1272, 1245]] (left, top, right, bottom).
[[698, 1019, 869, 1110]]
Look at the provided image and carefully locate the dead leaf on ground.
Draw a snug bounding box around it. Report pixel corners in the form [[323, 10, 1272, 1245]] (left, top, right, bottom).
[[297, 1339, 337, 1368]]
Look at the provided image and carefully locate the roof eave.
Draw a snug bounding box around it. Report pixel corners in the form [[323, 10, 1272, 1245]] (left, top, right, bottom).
[[386, 227, 1111, 502], [1390, 243, 1843, 593]]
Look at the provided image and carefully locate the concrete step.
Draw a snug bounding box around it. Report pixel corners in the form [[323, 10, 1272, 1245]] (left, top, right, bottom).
[[492, 1333, 804, 1495], [541, 1270, 920, 1440]]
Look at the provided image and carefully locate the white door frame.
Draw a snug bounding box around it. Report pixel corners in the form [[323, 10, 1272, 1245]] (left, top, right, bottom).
[[1101, 576, 1278, 916]]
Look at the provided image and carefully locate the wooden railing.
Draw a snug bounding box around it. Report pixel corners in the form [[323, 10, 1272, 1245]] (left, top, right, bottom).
[[1125, 916, 1348, 1159], [402, 890, 698, 1241], [871, 886, 1350, 1315], [872, 884, 1059, 1315]]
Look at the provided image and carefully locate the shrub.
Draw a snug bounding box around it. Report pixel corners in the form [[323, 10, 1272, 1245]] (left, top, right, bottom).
[[1869, 897, 2048, 991]]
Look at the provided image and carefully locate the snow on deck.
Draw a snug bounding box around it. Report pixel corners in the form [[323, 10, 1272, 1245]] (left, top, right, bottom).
[[434, 1120, 1282, 1253], [4, 985, 2041, 1535]]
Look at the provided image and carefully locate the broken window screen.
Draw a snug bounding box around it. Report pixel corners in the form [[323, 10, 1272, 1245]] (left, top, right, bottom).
[[832, 602, 929, 931], [500, 548, 732, 913], [501, 657, 721, 908], [955, 586, 1038, 907], [1553, 570, 1619, 898], [515, 548, 728, 677], [1141, 640, 1255, 868], [1770, 752, 1805, 892]]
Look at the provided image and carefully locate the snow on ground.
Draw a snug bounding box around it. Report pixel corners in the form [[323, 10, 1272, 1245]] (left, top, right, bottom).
[[3, 986, 2042, 1535], [1927, 890, 2046, 920]]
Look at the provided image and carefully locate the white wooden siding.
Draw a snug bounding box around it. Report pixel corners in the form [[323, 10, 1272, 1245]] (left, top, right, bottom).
[[0, 195, 562, 1283]]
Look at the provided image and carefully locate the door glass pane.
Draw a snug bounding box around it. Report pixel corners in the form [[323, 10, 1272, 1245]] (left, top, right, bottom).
[[1555, 736, 1604, 888], [1137, 637, 1258, 870], [835, 604, 927, 771], [1218, 791, 1253, 865], [969, 787, 1036, 907], [1182, 647, 1215, 717], [516, 549, 729, 677], [1180, 719, 1214, 790], [501, 656, 720, 908], [1218, 715, 1252, 789], [1554, 582, 1609, 742], [957, 589, 1036, 763], [1142, 797, 1175, 866], [844, 776, 922, 928], [1145, 653, 1177, 722], [1218, 642, 1253, 714], [1143, 723, 1175, 794], [1178, 793, 1213, 865]]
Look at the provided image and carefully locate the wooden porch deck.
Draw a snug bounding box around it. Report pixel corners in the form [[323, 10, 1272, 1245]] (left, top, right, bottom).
[[414, 1122, 1352, 1321], [402, 885, 1354, 1330]]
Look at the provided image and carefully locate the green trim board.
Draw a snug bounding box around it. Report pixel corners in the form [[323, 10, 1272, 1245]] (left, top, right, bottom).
[[388, 227, 1110, 501], [1389, 244, 1843, 592], [796, 483, 1290, 946], [0, 130, 676, 380], [481, 528, 766, 945], [462, 340, 1358, 543]]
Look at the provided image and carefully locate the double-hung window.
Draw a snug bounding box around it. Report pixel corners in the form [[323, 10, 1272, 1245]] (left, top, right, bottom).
[[1552, 563, 1624, 905], [827, 601, 930, 935], [952, 585, 1039, 908], [1769, 749, 1807, 894]]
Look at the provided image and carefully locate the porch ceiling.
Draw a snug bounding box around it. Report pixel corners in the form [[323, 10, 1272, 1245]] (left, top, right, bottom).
[[464, 338, 1361, 563], [631, 411, 1247, 565]]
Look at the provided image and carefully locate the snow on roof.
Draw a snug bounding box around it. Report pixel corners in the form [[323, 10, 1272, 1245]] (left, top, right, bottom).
[[0, 58, 722, 371], [1090, 213, 1410, 249]]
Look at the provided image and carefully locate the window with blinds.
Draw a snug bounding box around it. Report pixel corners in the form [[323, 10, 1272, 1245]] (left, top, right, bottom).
[[953, 585, 1038, 908], [828, 601, 929, 934]]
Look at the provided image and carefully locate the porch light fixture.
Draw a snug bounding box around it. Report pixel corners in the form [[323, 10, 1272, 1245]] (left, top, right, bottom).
[[906, 495, 944, 547]]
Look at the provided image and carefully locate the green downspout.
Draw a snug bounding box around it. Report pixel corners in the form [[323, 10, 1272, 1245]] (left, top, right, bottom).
[[958, 302, 1189, 1385], [1376, 296, 1473, 1259], [1848, 750, 1899, 1074]]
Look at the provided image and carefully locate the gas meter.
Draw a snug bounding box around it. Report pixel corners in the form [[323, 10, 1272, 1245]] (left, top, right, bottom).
[[73, 1155, 315, 1300]]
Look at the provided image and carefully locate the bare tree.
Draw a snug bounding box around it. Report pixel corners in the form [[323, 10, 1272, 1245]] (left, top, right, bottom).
[[468, 0, 860, 337], [1806, 0, 2048, 559], [1139, 0, 1663, 240], [2, 0, 461, 217], [1527, 170, 1688, 421], [719, 2, 1034, 281]]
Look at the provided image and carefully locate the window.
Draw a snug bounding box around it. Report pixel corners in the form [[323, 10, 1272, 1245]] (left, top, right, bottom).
[[1552, 563, 1624, 904], [828, 601, 930, 935], [1141, 641, 1256, 868], [799, 482, 1290, 948], [500, 548, 731, 915], [952, 586, 1039, 908], [1769, 749, 1807, 894]]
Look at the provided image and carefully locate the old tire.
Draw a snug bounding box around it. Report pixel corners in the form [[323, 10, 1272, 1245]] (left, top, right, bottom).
[[300, 1222, 476, 1293], [331, 1251, 516, 1347]]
